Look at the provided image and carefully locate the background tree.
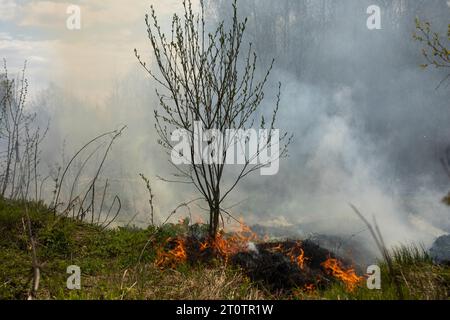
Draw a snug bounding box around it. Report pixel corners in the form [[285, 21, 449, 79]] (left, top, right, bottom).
[[414, 19, 450, 205], [135, 0, 291, 239], [414, 18, 450, 86], [0, 60, 48, 201]]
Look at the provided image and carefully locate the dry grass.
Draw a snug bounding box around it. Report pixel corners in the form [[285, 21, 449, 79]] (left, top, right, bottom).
[[127, 265, 267, 300], [399, 265, 448, 299], [43, 264, 268, 300], [386, 245, 449, 300]]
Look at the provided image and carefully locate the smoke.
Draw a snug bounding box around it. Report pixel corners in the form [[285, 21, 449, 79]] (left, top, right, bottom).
[[19, 0, 450, 254], [224, 0, 450, 250], [238, 74, 449, 248]]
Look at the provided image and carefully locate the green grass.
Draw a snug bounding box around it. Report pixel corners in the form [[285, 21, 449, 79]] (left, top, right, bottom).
[[0, 197, 448, 300], [0, 198, 263, 300], [315, 244, 449, 300]]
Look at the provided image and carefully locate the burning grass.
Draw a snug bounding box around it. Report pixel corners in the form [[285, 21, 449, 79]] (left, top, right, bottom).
[[321, 258, 362, 292], [153, 221, 364, 295], [155, 238, 188, 269]]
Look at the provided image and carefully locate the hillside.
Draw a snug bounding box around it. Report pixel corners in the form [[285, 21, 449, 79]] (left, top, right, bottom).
[[0, 198, 449, 300]]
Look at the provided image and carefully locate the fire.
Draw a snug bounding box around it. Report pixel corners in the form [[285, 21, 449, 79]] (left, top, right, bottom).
[[156, 220, 260, 269], [293, 248, 306, 269], [155, 238, 187, 269], [201, 222, 259, 261], [287, 242, 308, 270], [199, 240, 209, 252], [321, 258, 362, 291]]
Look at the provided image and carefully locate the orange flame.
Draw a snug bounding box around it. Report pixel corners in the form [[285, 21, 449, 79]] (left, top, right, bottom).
[[321, 258, 362, 291], [293, 248, 306, 270], [199, 240, 209, 252], [155, 238, 187, 269], [200, 221, 259, 262], [156, 219, 260, 268], [287, 242, 308, 270]]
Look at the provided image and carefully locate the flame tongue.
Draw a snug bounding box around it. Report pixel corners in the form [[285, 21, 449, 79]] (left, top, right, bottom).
[[155, 238, 187, 269], [200, 222, 259, 261], [287, 242, 308, 270], [321, 258, 362, 291]]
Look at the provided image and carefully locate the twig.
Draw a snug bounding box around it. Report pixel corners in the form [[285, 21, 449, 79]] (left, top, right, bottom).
[[139, 173, 155, 226], [349, 204, 404, 299], [137, 197, 202, 264], [23, 206, 40, 300]]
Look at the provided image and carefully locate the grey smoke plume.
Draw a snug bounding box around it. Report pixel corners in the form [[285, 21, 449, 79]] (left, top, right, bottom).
[[214, 0, 450, 249]]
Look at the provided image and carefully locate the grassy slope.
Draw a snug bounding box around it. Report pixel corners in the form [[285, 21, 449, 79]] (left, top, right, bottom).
[[0, 198, 449, 300], [0, 198, 263, 300]]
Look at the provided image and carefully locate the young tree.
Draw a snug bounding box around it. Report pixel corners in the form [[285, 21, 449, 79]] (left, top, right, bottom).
[[135, 0, 291, 238]]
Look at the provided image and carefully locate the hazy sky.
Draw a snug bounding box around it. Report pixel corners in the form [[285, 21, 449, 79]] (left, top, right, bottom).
[[0, 0, 192, 99]]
